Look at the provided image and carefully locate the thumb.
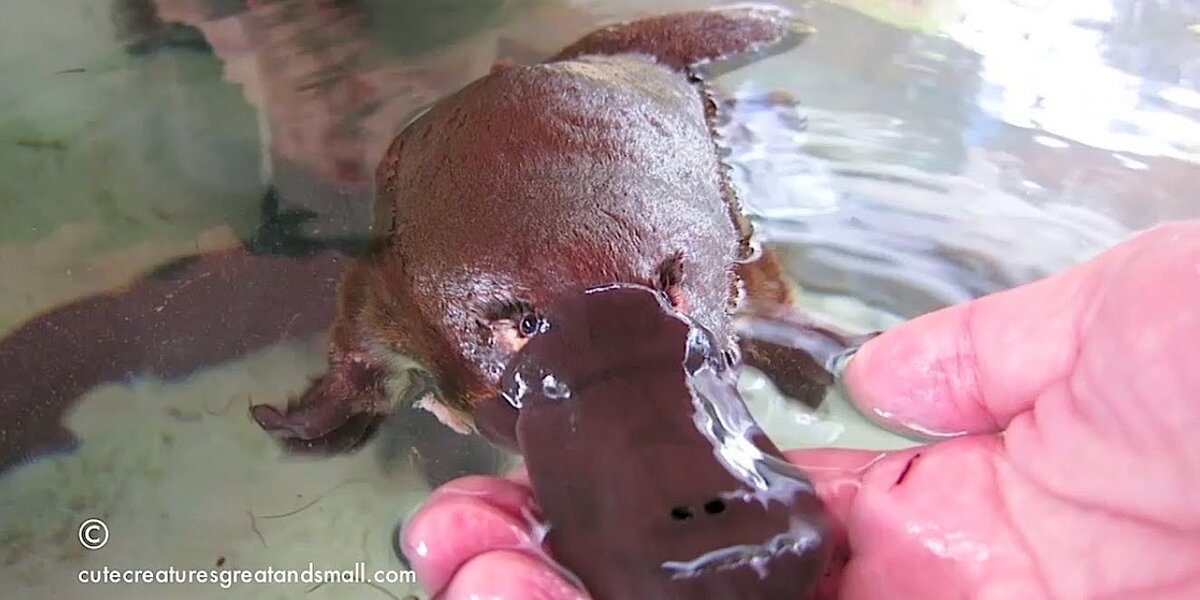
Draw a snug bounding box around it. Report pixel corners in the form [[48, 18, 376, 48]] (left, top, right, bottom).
[[841, 221, 1200, 438], [840, 236, 1119, 438], [781, 447, 890, 524], [840, 244, 1099, 441], [781, 445, 923, 600]]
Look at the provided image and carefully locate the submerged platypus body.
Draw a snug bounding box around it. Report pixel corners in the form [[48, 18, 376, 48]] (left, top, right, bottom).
[[493, 283, 832, 599], [250, 6, 859, 459]]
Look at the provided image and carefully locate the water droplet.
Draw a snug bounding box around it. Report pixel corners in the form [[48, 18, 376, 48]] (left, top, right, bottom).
[[541, 373, 571, 400]]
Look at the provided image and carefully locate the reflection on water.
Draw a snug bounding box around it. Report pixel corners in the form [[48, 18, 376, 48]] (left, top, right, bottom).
[[1, 0, 1198, 598], [951, 0, 1200, 160], [718, 0, 1199, 315]]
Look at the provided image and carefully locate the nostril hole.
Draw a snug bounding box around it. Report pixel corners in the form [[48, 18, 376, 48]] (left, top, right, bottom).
[[670, 506, 694, 521], [703, 499, 726, 515]]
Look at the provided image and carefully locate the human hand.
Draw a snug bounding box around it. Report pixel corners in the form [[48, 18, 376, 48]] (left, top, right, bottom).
[[399, 221, 1200, 599]]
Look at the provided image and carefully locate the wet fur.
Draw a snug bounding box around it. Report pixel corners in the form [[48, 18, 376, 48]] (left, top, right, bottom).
[[250, 6, 851, 453]]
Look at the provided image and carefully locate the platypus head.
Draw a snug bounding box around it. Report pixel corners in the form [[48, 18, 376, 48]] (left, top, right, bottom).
[[363, 55, 746, 431], [472, 284, 832, 599]]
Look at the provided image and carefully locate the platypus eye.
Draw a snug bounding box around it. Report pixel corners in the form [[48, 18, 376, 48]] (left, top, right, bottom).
[[485, 299, 544, 339]]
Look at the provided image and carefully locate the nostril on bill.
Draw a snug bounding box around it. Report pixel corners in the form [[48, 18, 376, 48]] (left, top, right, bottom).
[[702, 499, 726, 515], [670, 506, 695, 521], [670, 499, 728, 522]]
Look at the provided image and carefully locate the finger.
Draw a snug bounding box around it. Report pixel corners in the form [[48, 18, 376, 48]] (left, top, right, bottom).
[[427, 475, 537, 521], [440, 549, 587, 600], [782, 447, 894, 526], [402, 482, 540, 596], [783, 446, 928, 600], [841, 239, 1110, 437], [845, 221, 1200, 438], [834, 436, 1049, 600]]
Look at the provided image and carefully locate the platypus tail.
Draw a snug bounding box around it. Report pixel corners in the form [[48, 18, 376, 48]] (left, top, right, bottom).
[[550, 4, 812, 75]]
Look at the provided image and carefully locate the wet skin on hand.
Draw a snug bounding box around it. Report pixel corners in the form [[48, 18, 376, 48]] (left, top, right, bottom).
[[476, 284, 832, 600]]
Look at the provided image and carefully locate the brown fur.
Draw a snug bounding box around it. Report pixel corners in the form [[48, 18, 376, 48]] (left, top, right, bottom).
[[250, 6, 857, 452]]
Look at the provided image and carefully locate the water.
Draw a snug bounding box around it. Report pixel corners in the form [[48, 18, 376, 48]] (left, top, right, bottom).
[[1, 0, 1198, 598]]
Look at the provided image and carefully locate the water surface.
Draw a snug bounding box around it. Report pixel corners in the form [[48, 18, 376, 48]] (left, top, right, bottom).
[[1, 0, 1198, 598]]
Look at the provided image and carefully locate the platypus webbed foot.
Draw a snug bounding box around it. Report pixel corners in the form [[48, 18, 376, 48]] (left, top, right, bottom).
[[733, 247, 878, 408], [734, 308, 877, 408], [249, 356, 388, 454]]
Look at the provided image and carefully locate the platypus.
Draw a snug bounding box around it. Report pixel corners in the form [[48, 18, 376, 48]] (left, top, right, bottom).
[[249, 5, 864, 456], [486, 283, 832, 599]]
